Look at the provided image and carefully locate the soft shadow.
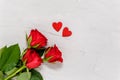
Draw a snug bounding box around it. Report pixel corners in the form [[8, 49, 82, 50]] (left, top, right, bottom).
[[44, 62, 63, 70]]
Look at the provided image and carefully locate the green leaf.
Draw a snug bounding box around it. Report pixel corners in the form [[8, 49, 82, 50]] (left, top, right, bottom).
[[0, 46, 8, 70], [30, 69, 43, 80], [0, 44, 20, 72], [0, 46, 7, 59], [5, 67, 18, 75], [0, 71, 3, 80], [17, 72, 31, 80]]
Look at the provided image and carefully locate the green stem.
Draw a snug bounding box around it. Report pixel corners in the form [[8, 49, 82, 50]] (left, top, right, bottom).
[[4, 65, 26, 80]]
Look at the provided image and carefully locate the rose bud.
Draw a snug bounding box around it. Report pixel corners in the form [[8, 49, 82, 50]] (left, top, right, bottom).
[[22, 49, 43, 69], [44, 45, 63, 63], [27, 29, 47, 49]]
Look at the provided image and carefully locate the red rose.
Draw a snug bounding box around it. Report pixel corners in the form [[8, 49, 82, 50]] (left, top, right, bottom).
[[44, 45, 63, 63], [27, 29, 47, 48], [22, 49, 42, 69]]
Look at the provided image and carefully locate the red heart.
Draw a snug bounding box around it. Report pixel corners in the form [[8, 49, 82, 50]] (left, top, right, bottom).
[[62, 27, 72, 37], [52, 22, 62, 32]]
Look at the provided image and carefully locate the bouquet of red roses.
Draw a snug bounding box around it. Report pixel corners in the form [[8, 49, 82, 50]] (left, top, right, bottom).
[[0, 29, 63, 80]]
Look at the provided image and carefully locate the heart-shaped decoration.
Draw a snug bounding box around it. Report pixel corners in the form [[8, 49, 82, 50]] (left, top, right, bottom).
[[62, 27, 72, 37], [52, 22, 62, 32]]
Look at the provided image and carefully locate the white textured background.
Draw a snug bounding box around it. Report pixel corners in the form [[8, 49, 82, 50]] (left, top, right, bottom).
[[0, 0, 120, 80]]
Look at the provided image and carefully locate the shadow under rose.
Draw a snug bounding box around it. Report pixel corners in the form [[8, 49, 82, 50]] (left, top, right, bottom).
[[43, 62, 63, 70]]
